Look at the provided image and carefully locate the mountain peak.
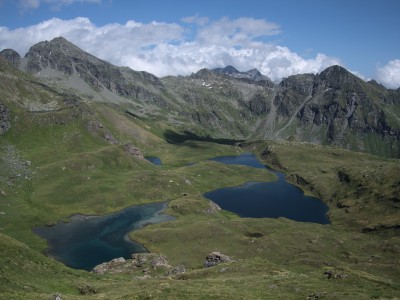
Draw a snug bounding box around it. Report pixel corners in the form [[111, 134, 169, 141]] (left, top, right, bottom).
[[319, 65, 354, 78], [51, 36, 69, 43], [211, 65, 273, 85], [27, 36, 86, 57], [48, 37, 82, 50], [0, 48, 21, 68], [245, 68, 262, 76], [317, 65, 362, 88], [213, 65, 240, 75]]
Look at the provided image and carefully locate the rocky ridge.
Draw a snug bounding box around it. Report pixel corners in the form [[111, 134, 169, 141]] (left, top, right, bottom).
[[1, 37, 399, 158]]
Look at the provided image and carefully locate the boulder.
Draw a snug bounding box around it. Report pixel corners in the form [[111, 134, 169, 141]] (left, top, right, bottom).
[[92, 257, 126, 274], [150, 254, 170, 268], [168, 264, 186, 275], [204, 251, 231, 268], [131, 253, 148, 267]]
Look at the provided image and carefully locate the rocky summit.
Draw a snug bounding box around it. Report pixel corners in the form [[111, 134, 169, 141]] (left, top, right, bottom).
[[1, 36, 399, 157]]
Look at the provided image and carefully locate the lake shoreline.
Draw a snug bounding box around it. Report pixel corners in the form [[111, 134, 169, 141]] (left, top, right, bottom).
[[205, 153, 330, 224], [32, 201, 174, 270]]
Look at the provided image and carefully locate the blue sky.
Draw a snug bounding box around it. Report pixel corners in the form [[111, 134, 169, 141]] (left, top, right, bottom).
[[1, 0, 399, 88]]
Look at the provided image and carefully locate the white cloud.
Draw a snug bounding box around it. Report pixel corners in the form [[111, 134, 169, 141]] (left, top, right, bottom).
[[0, 16, 344, 82], [196, 17, 281, 47], [376, 59, 400, 89]]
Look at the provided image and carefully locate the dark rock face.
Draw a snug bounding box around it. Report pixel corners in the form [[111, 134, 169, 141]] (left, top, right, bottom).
[[317, 65, 360, 90], [248, 93, 269, 115], [270, 65, 400, 157], [0, 49, 21, 68], [0, 104, 10, 135], [280, 73, 315, 95], [274, 74, 315, 117], [22, 37, 167, 107], [25, 37, 74, 75]]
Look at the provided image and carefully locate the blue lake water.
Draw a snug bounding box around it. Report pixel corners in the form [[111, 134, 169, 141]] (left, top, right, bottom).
[[145, 156, 162, 165], [205, 153, 330, 224], [33, 202, 174, 270], [33, 153, 328, 271]]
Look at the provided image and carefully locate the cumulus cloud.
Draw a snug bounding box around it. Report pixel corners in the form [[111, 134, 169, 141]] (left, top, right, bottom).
[[376, 59, 400, 89], [0, 16, 344, 81]]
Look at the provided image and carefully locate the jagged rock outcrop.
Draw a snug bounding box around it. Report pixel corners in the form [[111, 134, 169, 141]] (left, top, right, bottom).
[[92, 257, 126, 274], [92, 253, 186, 277], [0, 49, 21, 68], [204, 251, 231, 268]]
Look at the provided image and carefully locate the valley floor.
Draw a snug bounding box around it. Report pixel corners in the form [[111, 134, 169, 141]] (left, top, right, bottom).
[[1, 133, 399, 299]]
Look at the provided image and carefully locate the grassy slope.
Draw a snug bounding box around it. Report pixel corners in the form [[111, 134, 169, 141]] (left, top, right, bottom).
[[244, 140, 400, 231], [1, 61, 399, 299], [1, 118, 399, 298]]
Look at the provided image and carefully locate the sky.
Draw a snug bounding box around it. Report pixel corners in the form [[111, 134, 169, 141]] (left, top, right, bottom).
[[0, 0, 399, 88]]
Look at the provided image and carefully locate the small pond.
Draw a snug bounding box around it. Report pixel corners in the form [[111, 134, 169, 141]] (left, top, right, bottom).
[[205, 153, 330, 224], [33, 202, 174, 270], [145, 156, 162, 165]]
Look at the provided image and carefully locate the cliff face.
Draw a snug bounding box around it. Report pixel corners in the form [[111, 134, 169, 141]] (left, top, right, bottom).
[[1, 38, 399, 157]]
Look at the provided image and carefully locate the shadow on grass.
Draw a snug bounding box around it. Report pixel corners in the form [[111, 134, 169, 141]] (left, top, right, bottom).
[[164, 129, 244, 146]]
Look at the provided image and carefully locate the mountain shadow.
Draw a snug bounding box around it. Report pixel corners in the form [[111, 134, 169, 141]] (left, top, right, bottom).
[[163, 129, 244, 146]]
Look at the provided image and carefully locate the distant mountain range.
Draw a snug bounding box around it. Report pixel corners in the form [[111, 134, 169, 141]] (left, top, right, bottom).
[[1, 37, 399, 157]]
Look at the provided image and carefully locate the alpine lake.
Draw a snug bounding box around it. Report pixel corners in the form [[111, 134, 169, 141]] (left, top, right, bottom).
[[33, 153, 329, 270]]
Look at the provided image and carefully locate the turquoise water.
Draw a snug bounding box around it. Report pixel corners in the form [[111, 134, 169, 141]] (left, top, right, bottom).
[[33, 202, 174, 270], [205, 153, 330, 224]]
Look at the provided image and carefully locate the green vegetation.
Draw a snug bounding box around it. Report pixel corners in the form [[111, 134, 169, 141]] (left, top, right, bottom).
[[244, 140, 400, 231], [0, 57, 399, 299]]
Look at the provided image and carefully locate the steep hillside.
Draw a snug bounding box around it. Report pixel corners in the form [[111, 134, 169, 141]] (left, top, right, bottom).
[[2, 37, 399, 157], [0, 55, 399, 299], [273, 66, 400, 157]]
